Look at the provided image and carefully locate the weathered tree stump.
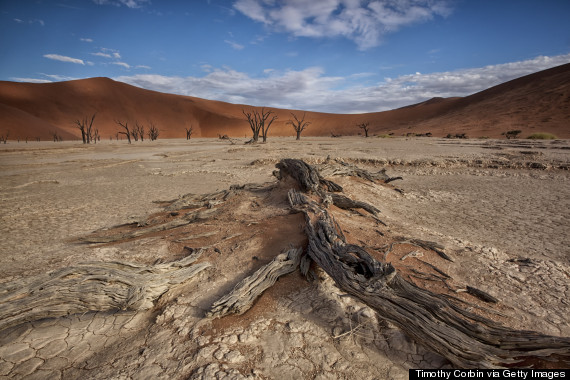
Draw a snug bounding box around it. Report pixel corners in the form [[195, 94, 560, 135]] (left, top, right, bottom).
[[278, 158, 570, 368]]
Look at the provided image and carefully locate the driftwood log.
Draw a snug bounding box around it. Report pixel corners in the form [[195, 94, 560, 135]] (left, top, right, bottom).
[[0, 250, 210, 332], [278, 158, 570, 369]]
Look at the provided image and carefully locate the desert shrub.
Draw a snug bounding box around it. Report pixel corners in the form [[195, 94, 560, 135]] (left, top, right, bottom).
[[377, 134, 393, 138], [527, 133, 558, 140]]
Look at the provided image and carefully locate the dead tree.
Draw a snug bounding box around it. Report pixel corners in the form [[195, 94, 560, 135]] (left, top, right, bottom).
[[74, 113, 96, 144], [242, 109, 261, 142], [358, 122, 370, 137], [131, 126, 139, 142], [93, 129, 100, 143], [287, 112, 310, 140], [242, 108, 277, 143], [115, 120, 131, 144], [274, 159, 570, 368], [260, 108, 277, 142], [135, 122, 145, 142], [50, 131, 63, 142], [185, 125, 193, 140], [148, 121, 159, 141], [0, 131, 9, 144]]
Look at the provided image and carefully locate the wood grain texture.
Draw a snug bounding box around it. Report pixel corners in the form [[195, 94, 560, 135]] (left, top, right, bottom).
[[0, 250, 210, 332]]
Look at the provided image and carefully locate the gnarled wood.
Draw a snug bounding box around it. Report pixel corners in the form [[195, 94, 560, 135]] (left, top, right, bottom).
[[208, 248, 302, 318], [0, 250, 210, 332], [279, 158, 570, 368]]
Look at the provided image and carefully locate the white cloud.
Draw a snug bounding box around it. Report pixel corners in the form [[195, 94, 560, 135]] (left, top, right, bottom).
[[43, 54, 85, 65], [112, 61, 131, 69], [233, 0, 452, 50], [42, 74, 79, 81], [136, 65, 151, 69], [92, 52, 112, 58], [224, 40, 245, 50], [92, 48, 121, 59], [10, 77, 52, 83], [114, 53, 570, 113], [10, 74, 79, 83], [80, 38, 94, 42]]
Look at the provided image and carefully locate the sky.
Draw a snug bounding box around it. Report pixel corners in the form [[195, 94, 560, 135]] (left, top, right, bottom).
[[1, 0, 569, 113]]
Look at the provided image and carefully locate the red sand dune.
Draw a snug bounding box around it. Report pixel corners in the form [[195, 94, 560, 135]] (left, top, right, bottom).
[[0, 63, 568, 141]]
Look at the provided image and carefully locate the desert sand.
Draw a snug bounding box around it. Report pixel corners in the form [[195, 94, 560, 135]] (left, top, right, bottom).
[[0, 136, 568, 378]]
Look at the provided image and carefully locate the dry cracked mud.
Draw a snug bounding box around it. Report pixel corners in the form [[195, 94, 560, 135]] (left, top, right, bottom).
[[0, 137, 568, 379]]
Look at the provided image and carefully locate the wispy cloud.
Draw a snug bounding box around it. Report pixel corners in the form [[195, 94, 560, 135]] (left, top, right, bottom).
[[14, 18, 45, 26], [224, 40, 245, 50], [114, 54, 570, 113], [10, 77, 52, 83], [233, 0, 452, 50], [92, 0, 150, 8], [92, 52, 112, 58], [10, 74, 78, 83], [112, 61, 131, 69], [43, 54, 85, 65], [80, 38, 94, 42]]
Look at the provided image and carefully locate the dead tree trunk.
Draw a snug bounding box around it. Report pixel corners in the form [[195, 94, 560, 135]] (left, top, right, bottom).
[[148, 121, 159, 141], [277, 158, 570, 369], [287, 112, 310, 140], [135, 121, 144, 142], [242, 108, 277, 143], [115, 120, 132, 144], [260, 108, 277, 143], [74, 114, 96, 144], [243, 109, 261, 142], [357, 122, 370, 137]]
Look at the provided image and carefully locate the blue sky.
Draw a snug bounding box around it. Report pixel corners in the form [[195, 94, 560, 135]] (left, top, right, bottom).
[[1, 0, 569, 113]]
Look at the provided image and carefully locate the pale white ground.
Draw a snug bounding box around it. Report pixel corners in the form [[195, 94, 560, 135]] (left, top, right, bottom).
[[0, 137, 568, 379]]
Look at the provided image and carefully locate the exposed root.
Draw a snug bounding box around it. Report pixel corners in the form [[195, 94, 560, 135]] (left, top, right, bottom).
[[0, 250, 210, 332]]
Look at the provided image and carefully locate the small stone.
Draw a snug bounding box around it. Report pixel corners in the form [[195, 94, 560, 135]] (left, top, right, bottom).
[[238, 333, 256, 344], [196, 345, 217, 360], [224, 335, 238, 344], [213, 346, 229, 361], [196, 335, 210, 346], [224, 350, 245, 363]]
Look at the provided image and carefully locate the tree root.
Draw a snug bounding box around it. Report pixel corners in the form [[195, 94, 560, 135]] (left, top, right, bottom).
[[0, 250, 210, 332], [207, 248, 302, 318], [279, 158, 570, 368]]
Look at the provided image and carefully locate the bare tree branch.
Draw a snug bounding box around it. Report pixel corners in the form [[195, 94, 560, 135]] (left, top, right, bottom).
[[287, 112, 311, 140]]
